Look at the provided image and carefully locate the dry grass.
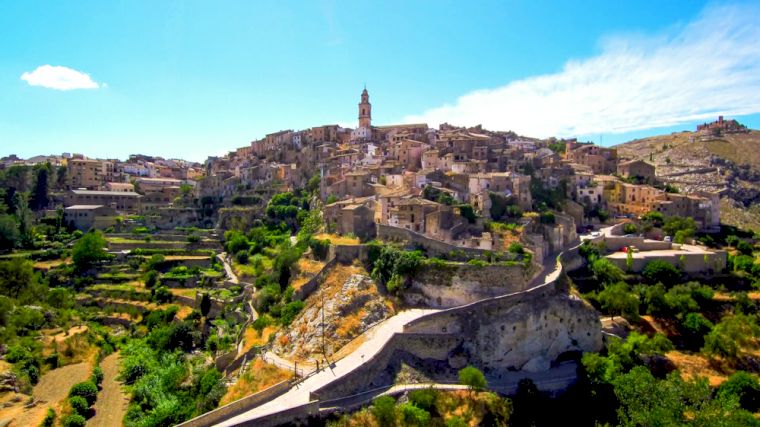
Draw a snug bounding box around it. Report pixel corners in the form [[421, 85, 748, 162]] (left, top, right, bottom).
[[163, 255, 210, 261], [336, 309, 366, 339], [169, 288, 198, 298], [241, 325, 278, 352], [297, 258, 325, 275], [713, 292, 760, 302], [314, 233, 360, 245], [291, 277, 310, 291], [176, 305, 193, 319], [218, 359, 291, 406], [42, 328, 99, 367], [666, 350, 728, 387], [33, 258, 70, 270]]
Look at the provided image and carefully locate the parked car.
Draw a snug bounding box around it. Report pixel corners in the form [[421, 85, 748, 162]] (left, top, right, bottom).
[[664, 236, 672, 243]]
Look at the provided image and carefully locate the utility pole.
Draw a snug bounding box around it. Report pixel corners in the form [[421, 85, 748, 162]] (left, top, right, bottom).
[[321, 293, 326, 364]]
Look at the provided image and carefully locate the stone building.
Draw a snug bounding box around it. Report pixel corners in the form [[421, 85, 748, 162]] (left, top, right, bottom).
[[617, 159, 656, 183]]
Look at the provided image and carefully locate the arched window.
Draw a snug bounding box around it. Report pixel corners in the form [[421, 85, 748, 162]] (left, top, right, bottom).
[[362, 108, 365, 115]]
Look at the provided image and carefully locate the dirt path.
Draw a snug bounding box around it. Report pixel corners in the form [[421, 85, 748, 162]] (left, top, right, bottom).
[[87, 352, 127, 427], [9, 362, 91, 426]]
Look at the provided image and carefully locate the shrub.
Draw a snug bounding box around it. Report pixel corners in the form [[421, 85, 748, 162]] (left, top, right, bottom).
[[68, 396, 89, 417], [458, 365, 487, 390], [41, 408, 56, 427], [309, 238, 330, 260], [408, 388, 437, 412], [371, 395, 397, 426], [91, 366, 104, 388], [61, 414, 86, 427], [252, 315, 272, 334], [235, 250, 249, 264], [642, 260, 680, 286], [399, 403, 431, 426], [718, 371, 760, 412], [508, 242, 524, 254], [680, 313, 713, 348], [592, 258, 625, 286], [280, 300, 304, 326], [69, 381, 98, 406], [144, 270, 159, 289], [623, 223, 638, 234], [737, 241, 754, 256], [446, 416, 468, 427]]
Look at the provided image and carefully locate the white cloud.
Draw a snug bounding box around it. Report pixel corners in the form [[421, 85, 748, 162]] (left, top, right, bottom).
[[405, 3, 760, 138], [20, 65, 101, 90]]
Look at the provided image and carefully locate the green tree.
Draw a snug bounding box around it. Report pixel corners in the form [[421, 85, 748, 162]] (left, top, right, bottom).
[[71, 231, 109, 271], [718, 371, 760, 412], [642, 260, 680, 286], [0, 258, 37, 300], [0, 214, 19, 251], [32, 164, 51, 211], [306, 173, 321, 194], [199, 293, 211, 317], [371, 396, 397, 426], [598, 282, 639, 321], [592, 258, 625, 286], [458, 365, 487, 391], [13, 192, 33, 247]]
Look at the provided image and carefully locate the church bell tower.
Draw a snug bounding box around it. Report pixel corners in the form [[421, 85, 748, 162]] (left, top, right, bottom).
[[358, 87, 371, 128]]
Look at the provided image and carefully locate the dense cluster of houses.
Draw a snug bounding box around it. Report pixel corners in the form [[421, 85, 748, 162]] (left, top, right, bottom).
[[3, 88, 723, 238], [200, 88, 721, 249]]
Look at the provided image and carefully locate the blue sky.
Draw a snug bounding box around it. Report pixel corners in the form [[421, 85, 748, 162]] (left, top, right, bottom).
[[2, 0, 760, 162]]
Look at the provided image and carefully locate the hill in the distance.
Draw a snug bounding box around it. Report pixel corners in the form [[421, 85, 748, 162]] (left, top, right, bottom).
[[614, 126, 760, 232]]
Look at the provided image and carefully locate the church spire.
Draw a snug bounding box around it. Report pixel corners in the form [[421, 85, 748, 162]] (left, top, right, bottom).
[[358, 87, 371, 128]]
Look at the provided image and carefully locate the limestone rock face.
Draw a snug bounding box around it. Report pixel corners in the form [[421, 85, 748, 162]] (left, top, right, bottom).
[[463, 294, 601, 375], [406, 263, 531, 308], [272, 274, 393, 360]]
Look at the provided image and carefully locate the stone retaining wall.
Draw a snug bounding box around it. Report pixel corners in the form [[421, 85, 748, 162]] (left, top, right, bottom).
[[293, 258, 337, 301], [406, 262, 530, 308], [176, 380, 292, 427], [376, 224, 487, 258]]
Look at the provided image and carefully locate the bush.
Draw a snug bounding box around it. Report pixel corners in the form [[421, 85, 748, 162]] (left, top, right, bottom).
[[642, 260, 680, 286], [41, 408, 56, 427], [399, 403, 431, 426], [235, 250, 249, 264], [508, 242, 524, 254], [91, 366, 104, 388], [408, 388, 437, 412], [718, 371, 760, 412], [68, 396, 89, 417], [592, 258, 625, 287], [280, 300, 304, 326], [680, 313, 713, 348], [623, 223, 638, 234], [371, 395, 397, 425], [69, 381, 98, 406], [458, 365, 487, 390], [309, 238, 330, 261], [61, 414, 86, 427], [737, 241, 754, 256], [144, 270, 159, 289]]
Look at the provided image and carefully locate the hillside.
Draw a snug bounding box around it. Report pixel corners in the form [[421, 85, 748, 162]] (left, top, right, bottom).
[[614, 129, 760, 231]]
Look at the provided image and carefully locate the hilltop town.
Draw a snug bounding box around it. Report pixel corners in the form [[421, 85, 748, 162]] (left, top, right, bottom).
[[1, 90, 760, 427]]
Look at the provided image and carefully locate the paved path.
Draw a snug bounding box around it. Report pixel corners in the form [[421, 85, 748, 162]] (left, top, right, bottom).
[[88, 352, 128, 427], [218, 253, 239, 284], [217, 308, 439, 427]]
